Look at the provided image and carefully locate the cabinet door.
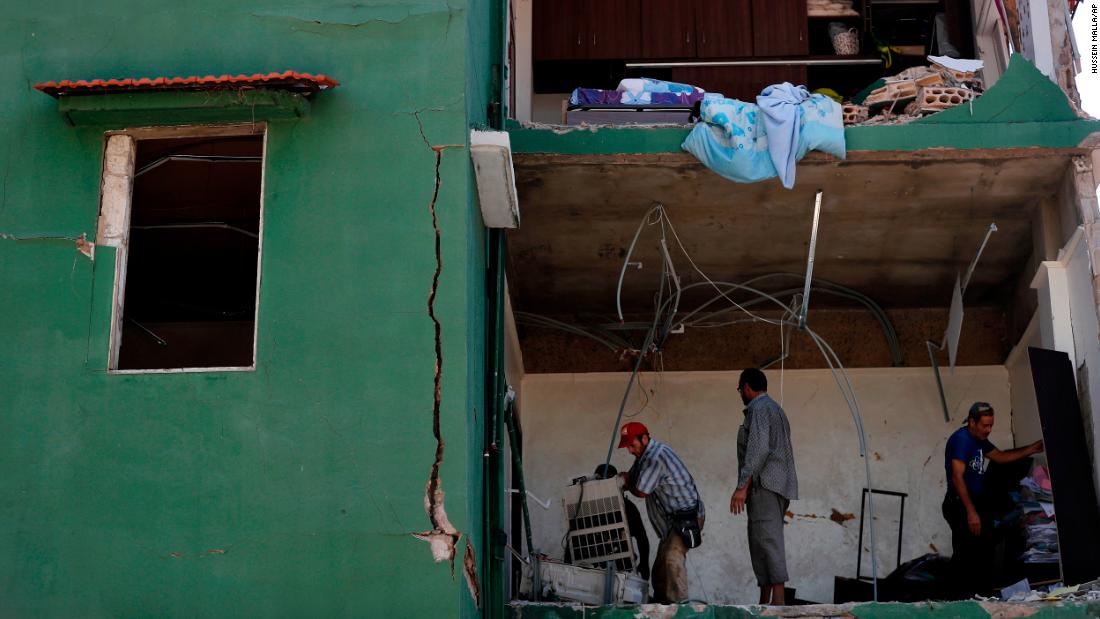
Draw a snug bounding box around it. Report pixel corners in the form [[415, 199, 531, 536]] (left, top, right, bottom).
[[587, 0, 642, 59], [641, 0, 697, 58], [533, 0, 585, 60], [751, 0, 808, 56], [695, 0, 753, 58]]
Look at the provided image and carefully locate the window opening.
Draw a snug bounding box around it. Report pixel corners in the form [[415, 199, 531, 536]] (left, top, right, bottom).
[[114, 134, 264, 371]]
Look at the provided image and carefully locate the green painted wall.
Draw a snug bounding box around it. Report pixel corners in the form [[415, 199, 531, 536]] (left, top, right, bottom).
[[0, 2, 492, 617]]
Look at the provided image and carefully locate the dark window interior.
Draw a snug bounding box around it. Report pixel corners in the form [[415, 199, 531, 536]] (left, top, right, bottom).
[[116, 134, 263, 371]]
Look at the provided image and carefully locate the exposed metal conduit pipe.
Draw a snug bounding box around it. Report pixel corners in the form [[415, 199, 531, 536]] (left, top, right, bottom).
[[799, 191, 824, 329], [135, 154, 262, 177], [648, 279, 881, 599]]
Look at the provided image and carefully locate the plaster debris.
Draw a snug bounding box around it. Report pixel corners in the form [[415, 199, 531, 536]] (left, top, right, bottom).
[[631, 603, 687, 619], [75, 233, 94, 259], [519, 120, 686, 134]]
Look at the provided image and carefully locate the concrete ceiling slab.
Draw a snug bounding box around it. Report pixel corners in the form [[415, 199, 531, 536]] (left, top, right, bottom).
[[508, 152, 1072, 314]]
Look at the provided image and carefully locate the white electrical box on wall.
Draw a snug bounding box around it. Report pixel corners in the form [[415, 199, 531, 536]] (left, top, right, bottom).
[[470, 129, 520, 228]]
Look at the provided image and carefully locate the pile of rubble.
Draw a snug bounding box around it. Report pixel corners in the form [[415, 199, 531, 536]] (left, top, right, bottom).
[[842, 58, 983, 126]]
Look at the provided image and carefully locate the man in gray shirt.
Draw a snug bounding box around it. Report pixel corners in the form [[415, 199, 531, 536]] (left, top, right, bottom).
[[730, 368, 798, 605]]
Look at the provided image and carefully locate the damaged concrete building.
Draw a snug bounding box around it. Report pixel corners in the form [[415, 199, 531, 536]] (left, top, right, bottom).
[[501, 0, 1100, 615], [2, 0, 1100, 618]]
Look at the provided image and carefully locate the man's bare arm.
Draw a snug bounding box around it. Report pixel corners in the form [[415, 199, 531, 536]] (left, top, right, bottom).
[[951, 459, 981, 536], [619, 471, 648, 498], [987, 440, 1044, 464]]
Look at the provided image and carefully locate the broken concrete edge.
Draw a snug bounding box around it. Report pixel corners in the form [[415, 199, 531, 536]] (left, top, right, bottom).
[[506, 600, 1100, 618], [464, 539, 481, 608], [56, 89, 311, 127], [913, 54, 1079, 125]]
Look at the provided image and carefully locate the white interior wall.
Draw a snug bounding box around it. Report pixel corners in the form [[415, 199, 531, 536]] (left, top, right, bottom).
[[510, 0, 566, 124], [504, 284, 525, 402], [511, 0, 533, 122], [1006, 315, 1044, 446], [532, 94, 568, 124], [518, 367, 1013, 604], [503, 285, 524, 598]]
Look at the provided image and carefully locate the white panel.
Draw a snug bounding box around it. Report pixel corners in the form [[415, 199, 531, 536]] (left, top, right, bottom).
[[471, 130, 520, 228], [1032, 261, 1077, 364]]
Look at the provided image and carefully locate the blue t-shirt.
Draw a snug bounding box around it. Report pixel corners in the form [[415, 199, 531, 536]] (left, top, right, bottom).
[[944, 426, 996, 498]]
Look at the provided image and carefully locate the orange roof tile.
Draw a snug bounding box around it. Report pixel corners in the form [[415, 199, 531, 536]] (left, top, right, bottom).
[[34, 71, 339, 97]]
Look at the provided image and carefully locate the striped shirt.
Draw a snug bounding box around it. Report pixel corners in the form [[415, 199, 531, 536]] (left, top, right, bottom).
[[737, 393, 798, 500], [629, 439, 705, 538]]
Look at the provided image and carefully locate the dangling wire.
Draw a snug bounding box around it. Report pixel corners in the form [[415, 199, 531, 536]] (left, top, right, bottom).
[[598, 203, 882, 600]]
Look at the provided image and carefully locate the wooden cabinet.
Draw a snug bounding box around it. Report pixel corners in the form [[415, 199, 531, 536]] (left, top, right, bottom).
[[644, 0, 804, 59], [533, 0, 581, 60], [750, 0, 808, 56], [640, 0, 698, 58], [695, 0, 754, 58], [533, 0, 641, 61], [587, 0, 642, 59], [534, 0, 813, 64]]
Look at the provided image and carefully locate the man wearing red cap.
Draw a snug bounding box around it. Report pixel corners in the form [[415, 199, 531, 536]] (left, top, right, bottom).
[[618, 421, 704, 603]]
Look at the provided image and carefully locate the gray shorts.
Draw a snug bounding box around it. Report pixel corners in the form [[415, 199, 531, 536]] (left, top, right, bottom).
[[747, 485, 790, 586]]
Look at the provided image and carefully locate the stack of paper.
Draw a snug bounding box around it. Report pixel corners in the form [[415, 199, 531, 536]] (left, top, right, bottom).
[[1017, 466, 1059, 564]]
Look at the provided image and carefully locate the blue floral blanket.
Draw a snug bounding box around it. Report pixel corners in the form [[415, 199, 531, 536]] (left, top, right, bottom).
[[681, 84, 845, 188]]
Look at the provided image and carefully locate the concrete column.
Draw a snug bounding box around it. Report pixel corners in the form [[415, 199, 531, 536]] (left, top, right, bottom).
[[1047, 0, 1081, 104], [97, 134, 135, 370], [1024, 0, 1056, 79], [1074, 154, 1100, 323], [1069, 153, 1100, 503]]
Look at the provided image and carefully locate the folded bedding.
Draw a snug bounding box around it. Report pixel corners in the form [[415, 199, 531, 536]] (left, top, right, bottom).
[[570, 78, 712, 106]]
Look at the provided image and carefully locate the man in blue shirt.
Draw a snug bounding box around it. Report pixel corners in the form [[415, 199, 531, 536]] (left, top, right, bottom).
[[942, 402, 1043, 596]]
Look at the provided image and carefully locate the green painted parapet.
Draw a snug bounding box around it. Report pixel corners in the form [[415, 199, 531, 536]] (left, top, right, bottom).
[[508, 600, 1100, 618], [508, 55, 1100, 156]]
